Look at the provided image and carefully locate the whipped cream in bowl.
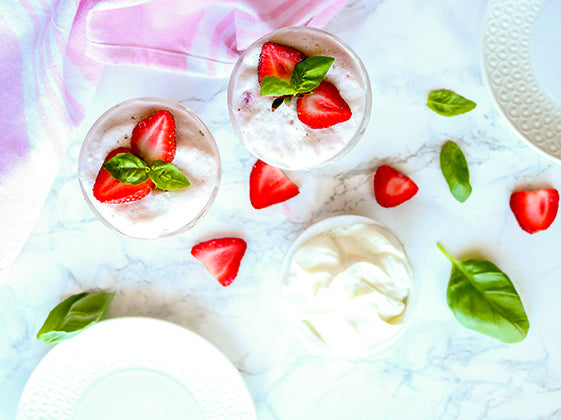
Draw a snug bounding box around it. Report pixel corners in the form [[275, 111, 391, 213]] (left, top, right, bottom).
[[78, 97, 221, 239], [228, 27, 372, 171], [280, 215, 417, 358]]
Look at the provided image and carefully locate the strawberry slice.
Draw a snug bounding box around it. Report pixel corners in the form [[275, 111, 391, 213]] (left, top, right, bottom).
[[93, 147, 154, 204], [131, 110, 176, 164], [258, 42, 306, 83], [509, 188, 559, 234], [374, 165, 419, 208], [249, 160, 300, 209], [296, 80, 352, 129], [191, 237, 247, 287]]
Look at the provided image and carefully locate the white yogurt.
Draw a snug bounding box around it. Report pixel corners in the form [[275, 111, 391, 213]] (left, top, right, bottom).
[[281, 217, 414, 357], [228, 27, 371, 170], [78, 98, 221, 239]]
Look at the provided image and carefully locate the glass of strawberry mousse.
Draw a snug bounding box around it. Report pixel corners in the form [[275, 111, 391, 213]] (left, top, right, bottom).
[[228, 27, 371, 171], [78, 97, 221, 239]]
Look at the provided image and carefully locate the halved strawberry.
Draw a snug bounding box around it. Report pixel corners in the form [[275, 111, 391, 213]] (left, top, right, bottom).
[[509, 188, 559, 234], [92, 147, 154, 204], [131, 110, 176, 164], [191, 237, 247, 287], [296, 80, 352, 129], [249, 160, 300, 209], [374, 165, 418, 208], [258, 42, 306, 83]]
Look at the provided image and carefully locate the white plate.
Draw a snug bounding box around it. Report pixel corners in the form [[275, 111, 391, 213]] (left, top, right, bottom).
[[482, 0, 561, 162], [17, 317, 256, 420]]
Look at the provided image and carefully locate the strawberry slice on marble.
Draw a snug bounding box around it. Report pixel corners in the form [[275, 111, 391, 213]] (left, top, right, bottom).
[[374, 165, 418, 208], [191, 237, 247, 287], [249, 160, 300, 209], [510, 188, 559, 234]]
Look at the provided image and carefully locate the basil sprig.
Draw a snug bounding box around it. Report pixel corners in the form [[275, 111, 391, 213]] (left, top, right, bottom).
[[260, 56, 334, 98], [37, 291, 115, 344], [103, 152, 190, 191], [440, 141, 472, 202], [427, 89, 476, 117], [438, 244, 529, 343]]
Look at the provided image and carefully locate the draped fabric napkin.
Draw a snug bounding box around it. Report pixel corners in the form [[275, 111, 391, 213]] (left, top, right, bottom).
[[0, 0, 348, 277]]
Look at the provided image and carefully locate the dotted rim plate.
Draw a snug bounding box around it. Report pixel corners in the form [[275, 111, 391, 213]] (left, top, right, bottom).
[[482, 0, 561, 162], [16, 317, 256, 420]]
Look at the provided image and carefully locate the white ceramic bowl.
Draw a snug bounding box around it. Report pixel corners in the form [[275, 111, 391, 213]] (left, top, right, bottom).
[[279, 215, 419, 358]]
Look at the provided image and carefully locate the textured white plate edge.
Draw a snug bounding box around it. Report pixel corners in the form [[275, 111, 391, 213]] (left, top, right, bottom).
[[16, 316, 257, 420], [480, 0, 561, 165]]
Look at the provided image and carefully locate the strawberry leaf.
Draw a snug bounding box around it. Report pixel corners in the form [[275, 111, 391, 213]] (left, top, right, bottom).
[[149, 160, 191, 190], [103, 152, 150, 185]]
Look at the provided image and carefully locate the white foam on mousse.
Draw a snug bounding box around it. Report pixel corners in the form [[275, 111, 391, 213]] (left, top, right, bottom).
[[78, 98, 220, 239]]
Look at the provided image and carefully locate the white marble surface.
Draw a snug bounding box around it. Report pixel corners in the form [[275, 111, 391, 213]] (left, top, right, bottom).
[[2, 0, 561, 418]]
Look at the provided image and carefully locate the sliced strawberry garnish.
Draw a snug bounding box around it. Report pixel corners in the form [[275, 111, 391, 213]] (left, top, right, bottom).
[[509, 188, 559, 234], [296, 80, 352, 129], [191, 237, 247, 287], [93, 147, 154, 204], [249, 160, 300, 209], [374, 165, 419, 208], [258, 42, 306, 83], [131, 110, 176, 164]]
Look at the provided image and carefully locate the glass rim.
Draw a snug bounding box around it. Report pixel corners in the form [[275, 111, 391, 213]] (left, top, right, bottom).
[[278, 214, 419, 358], [227, 26, 372, 171], [78, 97, 222, 240]]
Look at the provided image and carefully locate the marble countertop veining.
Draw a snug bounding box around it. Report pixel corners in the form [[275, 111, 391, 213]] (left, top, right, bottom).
[[2, 0, 561, 419]]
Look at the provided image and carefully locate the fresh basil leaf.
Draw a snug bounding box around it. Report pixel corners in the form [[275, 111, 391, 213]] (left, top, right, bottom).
[[103, 152, 150, 185], [440, 141, 472, 202], [438, 244, 529, 343], [260, 76, 298, 97], [427, 89, 476, 116], [291, 56, 334, 94], [149, 160, 191, 190], [37, 291, 115, 344]]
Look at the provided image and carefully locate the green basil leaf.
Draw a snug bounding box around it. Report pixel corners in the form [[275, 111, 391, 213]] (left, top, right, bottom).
[[37, 291, 115, 344], [440, 141, 472, 202], [438, 244, 529, 343], [103, 153, 150, 185], [260, 76, 298, 97], [149, 160, 191, 190], [290, 56, 334, 94], [427, 89, 476, 116]]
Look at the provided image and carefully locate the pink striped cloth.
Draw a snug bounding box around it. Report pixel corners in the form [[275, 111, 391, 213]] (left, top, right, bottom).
[[0, 0, 348, 276]]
